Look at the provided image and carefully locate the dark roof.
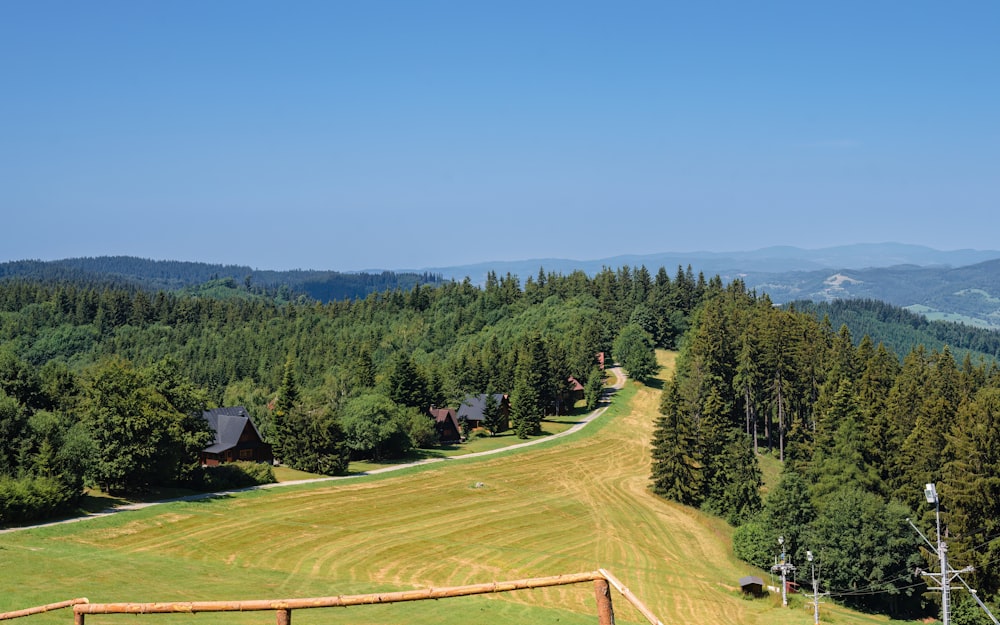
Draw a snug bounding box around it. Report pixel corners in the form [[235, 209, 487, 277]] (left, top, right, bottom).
[[739, 576, 764, 588], [429, 407, 457, 423], [456, 393, 506, 422], [202, 406, 264, 454]]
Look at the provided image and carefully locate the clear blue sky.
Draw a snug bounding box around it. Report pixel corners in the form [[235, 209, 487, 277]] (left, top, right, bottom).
[[2, 1, 997, 271]]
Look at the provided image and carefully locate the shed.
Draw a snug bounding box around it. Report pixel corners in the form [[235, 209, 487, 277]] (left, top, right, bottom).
[[739, 576, 765, 597]]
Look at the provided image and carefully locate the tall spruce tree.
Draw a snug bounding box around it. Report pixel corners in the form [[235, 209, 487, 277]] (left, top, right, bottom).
[[942, 388, 1000, 595], [650, 381, 703, 505], [509, 367, 541, 439], [272, 356, 299, 462]]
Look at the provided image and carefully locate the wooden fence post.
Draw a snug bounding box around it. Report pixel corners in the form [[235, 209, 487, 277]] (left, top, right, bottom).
[[594, 578, 615, 625], [74, 613, 84, 625], [275, 608, 291, 625]]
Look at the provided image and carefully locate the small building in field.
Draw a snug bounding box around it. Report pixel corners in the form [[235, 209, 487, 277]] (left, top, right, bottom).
[[739, 576, 765, 597], [456, 393, 510, 433], [200, 406, 273, 466], [428, 406, 463, 443]]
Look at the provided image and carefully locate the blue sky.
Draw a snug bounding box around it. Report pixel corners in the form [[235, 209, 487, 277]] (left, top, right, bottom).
[[2, 1, 997, 271]]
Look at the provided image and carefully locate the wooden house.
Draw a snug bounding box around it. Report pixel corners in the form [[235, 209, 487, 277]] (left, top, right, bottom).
[[428, 407, 463, 443], [456, 393, 509, 433], [200, 406, 273, 466], [558, 376, 585, 414]]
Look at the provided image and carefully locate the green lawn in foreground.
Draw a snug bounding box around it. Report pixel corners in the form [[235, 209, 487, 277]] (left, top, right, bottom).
[[1, 357, 917, 625]]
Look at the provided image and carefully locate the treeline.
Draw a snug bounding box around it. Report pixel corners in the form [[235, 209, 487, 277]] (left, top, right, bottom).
[[0, 256, 444, 302], [0, 264, 700, 524], [794, 298, 1000, 360], [651, 282, 1000, 618]]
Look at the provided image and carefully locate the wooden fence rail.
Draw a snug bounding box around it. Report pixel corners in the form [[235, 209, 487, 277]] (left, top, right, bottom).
[[0, 599, 89, 621], [3, 571, 663, 625]]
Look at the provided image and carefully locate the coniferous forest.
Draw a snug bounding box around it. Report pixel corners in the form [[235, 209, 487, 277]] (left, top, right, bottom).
[[651, 280, 1000, 619]]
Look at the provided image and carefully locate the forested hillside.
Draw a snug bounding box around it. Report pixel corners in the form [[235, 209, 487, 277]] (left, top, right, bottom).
[[0, 265, 699, 525], [0, 257, 442, 302], [651, 283, 1000, 620], [793, 298, 1000, 362]]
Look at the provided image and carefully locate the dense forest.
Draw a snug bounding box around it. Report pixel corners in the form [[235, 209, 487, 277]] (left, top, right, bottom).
[[651, 283, 1000, 620], [0, 256, 443, 302], [0, 265, 699, 524]]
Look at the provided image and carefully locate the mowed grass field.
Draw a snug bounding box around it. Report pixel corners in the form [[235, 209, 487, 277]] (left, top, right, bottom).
[[2, 352, 908, 625]]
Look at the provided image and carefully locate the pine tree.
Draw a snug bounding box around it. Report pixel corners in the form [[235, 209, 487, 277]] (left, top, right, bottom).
[[481, 392, 504, 436], [885, 346, 930, 500], [650, 381, 703, 505], [385, 353, 430, 409], [272, 356, 299, 461], [896, 348, 962, 525], [584, 368, 604, 411], [734, 332, 762, 451], [942, 388, 1000, 595], [709, 430, 763, 525], [509, 368, 541, 439], [810, 378, 881, 505]]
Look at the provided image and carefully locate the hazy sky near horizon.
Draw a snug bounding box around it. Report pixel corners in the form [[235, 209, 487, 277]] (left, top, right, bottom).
[[2, 2, 998, 271]]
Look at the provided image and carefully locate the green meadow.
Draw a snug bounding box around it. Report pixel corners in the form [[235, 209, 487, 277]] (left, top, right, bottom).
[[2, 353, 910, 625]]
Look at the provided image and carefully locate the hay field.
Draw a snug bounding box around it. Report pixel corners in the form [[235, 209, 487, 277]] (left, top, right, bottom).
[[2, 353, 902, 625]]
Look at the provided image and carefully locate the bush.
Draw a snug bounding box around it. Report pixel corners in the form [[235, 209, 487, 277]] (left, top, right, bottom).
[[191, 461, 275, 491], [732, 519, 774, 569], [0, 474, 79, 525], [407, 408, 439, 449]]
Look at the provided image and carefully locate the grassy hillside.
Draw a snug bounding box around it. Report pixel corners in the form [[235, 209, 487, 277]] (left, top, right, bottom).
[[2, 353, 906, 625]]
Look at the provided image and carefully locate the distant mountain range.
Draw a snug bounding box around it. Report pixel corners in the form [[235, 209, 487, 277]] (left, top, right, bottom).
[[419, 243, 1000, 329], [4, 244, 1000, 329], [417, 243, 1000, 284]]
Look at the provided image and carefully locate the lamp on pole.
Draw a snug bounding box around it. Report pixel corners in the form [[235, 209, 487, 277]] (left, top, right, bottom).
[[771, 535, 795, 607], [926, 483, 950, 625], [807, 550, 819, 624], [909, 483, 991, 625]]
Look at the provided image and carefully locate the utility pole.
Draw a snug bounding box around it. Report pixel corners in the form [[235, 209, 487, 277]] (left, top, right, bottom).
[[771, 535, 796, 607]]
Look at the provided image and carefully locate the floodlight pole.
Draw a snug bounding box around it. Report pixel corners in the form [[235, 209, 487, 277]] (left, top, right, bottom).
[[935, 487, 950, 625], [920, 482, 956, 625], [771, 536, 795, 607], [910, 483, 992, 625], [808, 551, 819, 625]]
